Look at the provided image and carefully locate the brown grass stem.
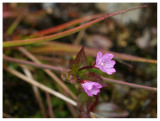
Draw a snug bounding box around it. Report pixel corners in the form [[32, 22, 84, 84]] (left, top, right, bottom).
[[3, 55, 65, 72], [4, 67, 77, 106], [18, 47, 77, 100], [4, 66, 101, 118], [4, 54, 157, 92], [103, 77, 157, 91], [22, 65, 47, 117]]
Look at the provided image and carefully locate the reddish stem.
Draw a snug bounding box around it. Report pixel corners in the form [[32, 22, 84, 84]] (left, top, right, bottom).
[[90, 95, 99, 112], [78, 66, 94, 71]]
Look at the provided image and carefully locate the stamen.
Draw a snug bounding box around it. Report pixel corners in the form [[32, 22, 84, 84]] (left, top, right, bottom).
[[101, 62, 104, 66]]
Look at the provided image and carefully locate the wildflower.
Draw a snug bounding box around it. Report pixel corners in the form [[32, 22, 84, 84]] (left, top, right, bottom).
[[95, 51, 116, 75], [81, 80, 102, 97]]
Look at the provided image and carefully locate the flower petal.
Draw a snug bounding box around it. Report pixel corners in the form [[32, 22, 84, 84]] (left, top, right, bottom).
[[96, 51, 103, 65], [81, 81, 102, 97], [103, 60, 116, 68], [92, 82, 102, 88], [90, 86, 100, 95], [102, 53, 114, 62], [84, 89, 93, 97], [96, 51, 102, 61], [95, 52, 116, 75], [105, 68, 116, 75]]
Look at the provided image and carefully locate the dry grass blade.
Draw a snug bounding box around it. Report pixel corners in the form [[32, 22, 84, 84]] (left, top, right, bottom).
[[4, 55, 157, 92], [18, 47, 77, 100], [103, 77, 157, 91], [6, 14, 23, 35], [4, 66, 101, 118], [31, 13, 106, 37], [5, 67, 77, 106], [3, 55, 64, 72], [3, 5, 147, 47], [29, 41, 157, 64], [21, 65, 47, 117], [46, 92, 54, 118]]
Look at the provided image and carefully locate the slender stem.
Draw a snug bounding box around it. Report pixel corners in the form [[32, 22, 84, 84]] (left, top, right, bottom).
[[4, 66, 101, 118], [18, 47, 77, 100], [103, 77, 157, 91], [3, 5, 147, 48], [78, 66, 94, 71], [6, 14, 23, 35], [75, 74, 81, 82], [3, 55, 65, 72], [4, 66, 77, 106], [4, 55, 157, 92], [22, 66, 47, 117], [46, 92, 54, 118], [61, 89, 79, 117], [90, 95, 99, 112]]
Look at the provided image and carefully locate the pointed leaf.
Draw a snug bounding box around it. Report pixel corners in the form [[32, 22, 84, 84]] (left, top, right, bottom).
[[70, 47, 87, 74]]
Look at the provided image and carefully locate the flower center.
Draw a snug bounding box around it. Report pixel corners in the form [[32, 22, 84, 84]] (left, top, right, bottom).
[[101, 60, 105, 66]]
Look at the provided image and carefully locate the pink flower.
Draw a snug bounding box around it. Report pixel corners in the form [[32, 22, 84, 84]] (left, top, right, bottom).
[[81, 81, 102, 97], [95, 51, 116, 75]]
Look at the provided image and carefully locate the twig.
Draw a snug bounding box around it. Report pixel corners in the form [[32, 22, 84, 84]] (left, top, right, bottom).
[[18, 47, 77, 100], [4, 66, 77, 106], [21, 65, 47, 117]]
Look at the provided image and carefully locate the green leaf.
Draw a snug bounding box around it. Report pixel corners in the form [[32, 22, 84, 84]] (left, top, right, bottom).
[[69, 47, 87, 80]]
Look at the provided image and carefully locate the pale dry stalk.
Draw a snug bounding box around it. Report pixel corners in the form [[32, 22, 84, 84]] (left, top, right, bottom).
[[21, 65, 47, 117], [18, 47, 77, 100], [5, 67, 77, 106]]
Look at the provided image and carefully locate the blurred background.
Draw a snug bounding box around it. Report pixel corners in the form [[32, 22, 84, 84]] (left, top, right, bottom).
[[3, 3, 157, 118]]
